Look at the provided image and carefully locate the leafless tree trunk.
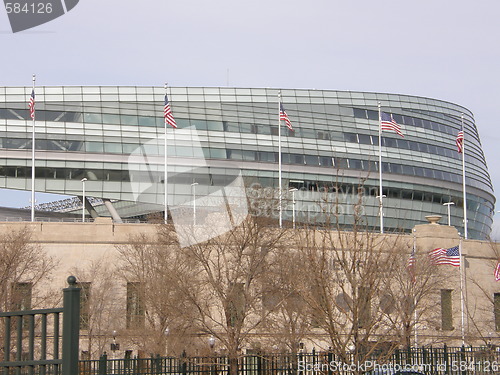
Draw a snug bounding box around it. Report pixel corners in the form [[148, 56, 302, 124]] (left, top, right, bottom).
[[172, 216, 289, 375], [0, 226, 57, 360]]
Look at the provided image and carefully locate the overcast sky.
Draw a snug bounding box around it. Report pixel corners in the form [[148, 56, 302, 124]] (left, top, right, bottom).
[[0, 0, 499, 235]]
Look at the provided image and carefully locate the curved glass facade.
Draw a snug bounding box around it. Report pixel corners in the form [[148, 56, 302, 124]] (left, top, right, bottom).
[[0, 86, 494, 239]]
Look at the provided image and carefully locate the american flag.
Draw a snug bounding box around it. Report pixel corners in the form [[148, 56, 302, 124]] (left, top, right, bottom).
[[407, 247, 416, 281], [456, 131, 464, 153], [495, 261, 500, 282], [380, 112, 403, 137], [429, 245, 461, 267], [164, 94, 177, 128], [279, 103, 294, 131], [28, 89, 35, 120]]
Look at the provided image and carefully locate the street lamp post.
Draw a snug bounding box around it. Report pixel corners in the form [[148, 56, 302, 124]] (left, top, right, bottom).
[[164, 327, 170, 356], [81, 178, 88, 223], [443, 202, 455, 226], [208, 336, 216, 375], [191, 182, 198, 226], [289, 188, 298, 228]]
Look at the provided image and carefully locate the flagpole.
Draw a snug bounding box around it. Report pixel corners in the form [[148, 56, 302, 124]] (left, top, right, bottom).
[[378, 102, 384, 233], [461, 114, 468, 239], [459, 237, 466, 345], [164, 83, 168, 223], [31, 74, 36, 222], [278, 91, 282, 228], [413, 233, 418, 347]]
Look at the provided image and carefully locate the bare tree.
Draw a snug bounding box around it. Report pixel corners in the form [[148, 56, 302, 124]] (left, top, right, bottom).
[[463, 240, 500, 345], [71, 257, 123, 358], [377, 242, 446, 348], [171, 215, 289, 375], [281, 186, 425, 374], [0, 226, 57, 360], [0, 226, 56, 311], [117, 231, 199, 356], [261, 247, 312, 354]]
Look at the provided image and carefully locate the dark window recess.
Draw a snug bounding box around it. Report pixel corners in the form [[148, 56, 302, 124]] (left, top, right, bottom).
[[495, 293, 500, 331], [414, 167, 424, 177], [11, 282, 32, 311], [334, 157, 348, 169], [402, 165, 414, 175], [291, 154, 305, 164], [367, 110, 378, 120], [344, 133, 358, 143], [358, 134, 372, 145], [305, 155, 319, 165], [409, 142, 419, 152], [392, 114, 403, 124], [391, 164, 403, 174], [382, 137, 396, 147], [358, 287, 371, 328], [413, 192, 423, 201], [403, 116, 414, 126], [317, 131, 330, 140], [353, 108, 367, 119], [350, 159, 363, 170], [441, 289, 453, 331], [397, 139, 410, 149], [402, 190, 413, 200], [126, 282, 145, 329], [320, 156, 333, 167], [79, 282, 91, 330]]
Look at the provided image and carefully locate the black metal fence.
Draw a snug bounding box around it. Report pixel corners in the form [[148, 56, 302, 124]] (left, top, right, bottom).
[[80, 346, 500, 375], [0, 276, 81, 375]]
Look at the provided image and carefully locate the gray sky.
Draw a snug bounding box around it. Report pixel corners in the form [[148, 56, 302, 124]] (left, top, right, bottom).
[[1, 0, 499, 235]]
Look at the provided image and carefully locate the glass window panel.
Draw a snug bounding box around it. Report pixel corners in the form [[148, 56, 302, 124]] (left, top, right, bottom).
[[320, 156, 332, 167], [392, 114, 403, 124], [397, 139, 410, 149], [409, 142, 419, 152], [305, 155, 319, 165], [138, 116, 156, 127], [209, 148, 226, 159], [104, 143, 122, 153], [367, 110, 378, 120], [402, 165, 414, 175], [86, 142, 104, 152], [83, 113, 102, 123], [350, 159, 363, 170], [353, 108, 366, 119], [102, 114, 120, 124], [335, 157, 348, 168], [121, 115, 138, 126], [291, 154, 304, 164], [424, 168, 434, 178], [344, 133, 358, 143], [206, 121, 224, 131], [358, 134, 371, 145]]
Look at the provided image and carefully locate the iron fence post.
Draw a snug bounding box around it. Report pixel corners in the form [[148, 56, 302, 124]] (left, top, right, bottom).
[[62, 276, 81, 375], [99, 353, 108, 375]]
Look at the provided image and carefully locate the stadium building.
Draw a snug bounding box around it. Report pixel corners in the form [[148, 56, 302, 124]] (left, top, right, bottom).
[[0, 86, 494, 239]]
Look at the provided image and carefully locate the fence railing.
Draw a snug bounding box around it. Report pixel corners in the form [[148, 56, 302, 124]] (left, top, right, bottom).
[[79, 346, 500, 375], [0, 276, 81, 375]]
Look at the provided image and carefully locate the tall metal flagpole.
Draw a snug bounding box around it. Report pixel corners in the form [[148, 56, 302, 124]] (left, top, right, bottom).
[[278, 91, 282, 228], [459, 237, 466, 345], [164, 83, 168, 223], [413, 233, 418, 347], [377, 102, 384, 233], [461, 114, 468, 239], [31, 74, 36, 222]]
